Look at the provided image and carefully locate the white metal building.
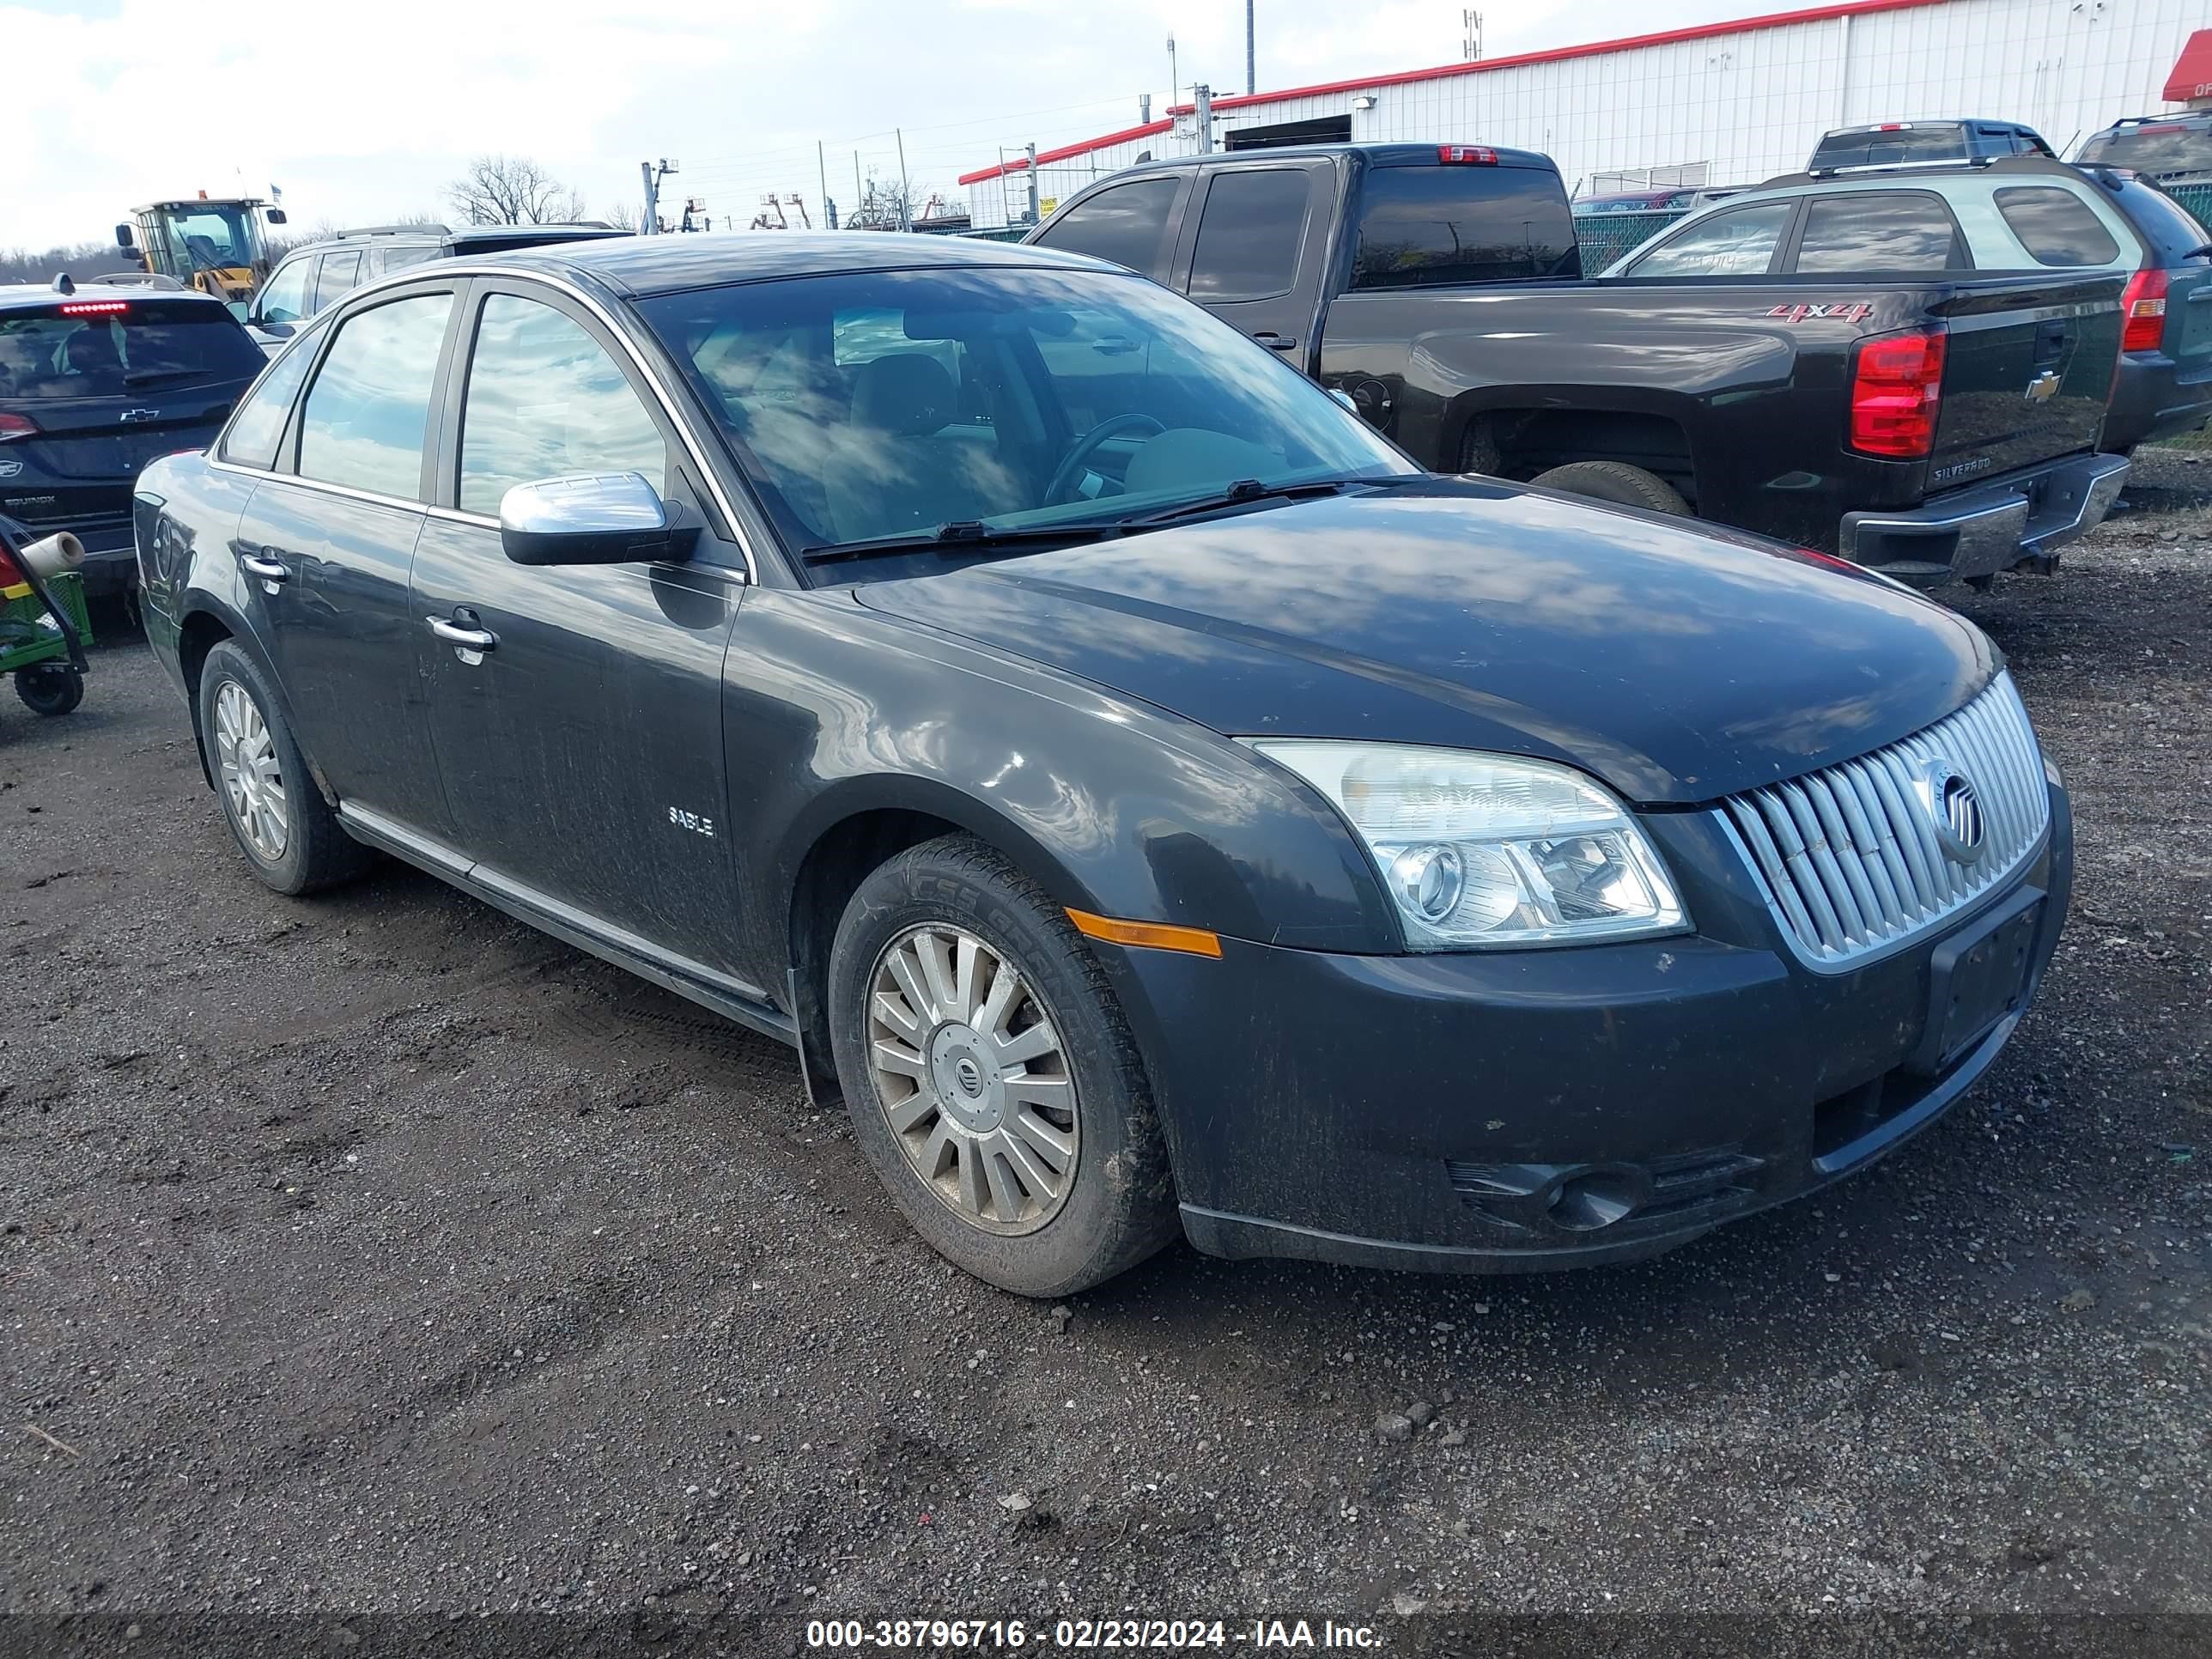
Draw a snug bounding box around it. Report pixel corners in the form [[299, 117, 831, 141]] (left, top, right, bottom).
[[961, 0, 2209, 228]]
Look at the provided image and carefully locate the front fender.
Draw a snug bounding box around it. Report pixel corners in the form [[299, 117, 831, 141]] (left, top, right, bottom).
[[726, 589, 1402, 982]]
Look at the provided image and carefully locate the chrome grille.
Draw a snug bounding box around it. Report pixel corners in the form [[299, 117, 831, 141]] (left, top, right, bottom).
[[1720, 673, 2050, 968]]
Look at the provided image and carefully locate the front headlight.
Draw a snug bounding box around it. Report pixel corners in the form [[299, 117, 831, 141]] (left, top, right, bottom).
[[1247, 742, 1688, 950]]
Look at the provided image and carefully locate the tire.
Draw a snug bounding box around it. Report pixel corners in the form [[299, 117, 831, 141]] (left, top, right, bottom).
[[196, 641, 372, 896], [1529, 460, 1689, 516], [15, 664, 84, 717], [826, 834, 1180, 1297]]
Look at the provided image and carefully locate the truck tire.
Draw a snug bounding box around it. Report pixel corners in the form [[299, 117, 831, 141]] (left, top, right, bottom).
[[1529, 461, 1688, 517]]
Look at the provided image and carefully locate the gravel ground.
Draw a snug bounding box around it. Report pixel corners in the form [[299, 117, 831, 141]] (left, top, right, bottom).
[[3, 459, 2209, 1654]]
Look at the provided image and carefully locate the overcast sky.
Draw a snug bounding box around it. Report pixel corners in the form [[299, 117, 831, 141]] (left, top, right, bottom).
[[11, 0, 1767, 248]]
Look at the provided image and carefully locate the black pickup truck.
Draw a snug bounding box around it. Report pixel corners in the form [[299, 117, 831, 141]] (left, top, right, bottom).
[[1025, 143, 2130, 588]]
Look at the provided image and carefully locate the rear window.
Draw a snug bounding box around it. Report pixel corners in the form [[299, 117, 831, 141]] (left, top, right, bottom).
[[1993, 186, 2123, 266], [1351, 165, 1578, 289], [0, 300, 264, 400], [2111, 179, 2212, 264], [2078, 123, 2212, 178], [1812, 126, 1966, 168]]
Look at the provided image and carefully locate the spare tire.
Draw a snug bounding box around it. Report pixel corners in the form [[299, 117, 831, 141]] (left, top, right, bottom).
[[1529, 460, 1689, 516]]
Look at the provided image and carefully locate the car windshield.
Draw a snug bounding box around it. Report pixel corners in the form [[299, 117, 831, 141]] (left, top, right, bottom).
[[2078, 123, 2212, 178], [1812, 127, 1967, 167], [638, 264, 1413, 556], [0, 300, 265, 399]]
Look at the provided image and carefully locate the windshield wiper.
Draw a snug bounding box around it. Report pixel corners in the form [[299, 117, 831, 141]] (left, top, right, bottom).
[[1119, 477, 1374, 528], [800, 519, 1126, 568]]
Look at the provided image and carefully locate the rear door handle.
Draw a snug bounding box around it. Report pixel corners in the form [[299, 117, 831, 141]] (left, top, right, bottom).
[[240, 555, 289, 581], [427, 616, 497, 651], [2188, 287, 2212, 304], [1252, 331, 1299, 351]]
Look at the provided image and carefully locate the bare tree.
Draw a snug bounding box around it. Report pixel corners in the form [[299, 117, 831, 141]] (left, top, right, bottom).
[[848, 169, 931, 232], [0, 240, 119, 287], [446, 155, 589, 226]]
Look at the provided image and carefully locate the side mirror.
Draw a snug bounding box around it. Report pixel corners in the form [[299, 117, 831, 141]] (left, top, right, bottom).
[[498, 473, 698, 566], [259, 319, 295, 339], [265, 208, 289, 226], [114, 223, 135, 250]]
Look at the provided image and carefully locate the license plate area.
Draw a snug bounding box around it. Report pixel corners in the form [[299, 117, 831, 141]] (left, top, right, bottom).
[[1905, 885, 2044, 1077]]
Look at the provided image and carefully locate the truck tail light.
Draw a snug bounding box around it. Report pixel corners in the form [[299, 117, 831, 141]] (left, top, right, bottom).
[[1849, 327, 1947, 459], [2120, 269, 2168, 354], [1437, 145, 1498, 165], [0, 411, 36, 442]]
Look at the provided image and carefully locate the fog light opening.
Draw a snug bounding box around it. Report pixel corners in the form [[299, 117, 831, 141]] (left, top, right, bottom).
[[1546, 1169, 1640, 1232]]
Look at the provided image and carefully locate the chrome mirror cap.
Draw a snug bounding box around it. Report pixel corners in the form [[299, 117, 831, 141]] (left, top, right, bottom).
[[496, 472, 696, 566]]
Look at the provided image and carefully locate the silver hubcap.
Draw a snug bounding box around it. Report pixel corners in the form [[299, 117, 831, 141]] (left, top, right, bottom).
[[214, 679, 289, 863], [866, 924, 1079, 1235]]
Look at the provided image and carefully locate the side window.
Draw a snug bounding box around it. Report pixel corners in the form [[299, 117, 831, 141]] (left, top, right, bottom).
[[1994, 187, 2122, 267], [1188, 169, 1311, 301], [458, 293, 668, 517], [296, 293, 453, 500], [1629, 203, 1794, 277], [1793, 192, 1960, 273], [1032, 179, 1182, 276], [217, 335, 318, 469], [311, 250, 364, 313], [256, 258, 311, 326]]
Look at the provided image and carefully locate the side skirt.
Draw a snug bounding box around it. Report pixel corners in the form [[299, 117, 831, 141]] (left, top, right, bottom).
[[338, 802, 798, 1050]]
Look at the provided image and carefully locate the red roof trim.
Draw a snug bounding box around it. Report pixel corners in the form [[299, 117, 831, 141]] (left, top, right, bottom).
[[1166, 0, 1946, 114], [958, 118, 1175, 185], [2165, 28, 2212, 104]]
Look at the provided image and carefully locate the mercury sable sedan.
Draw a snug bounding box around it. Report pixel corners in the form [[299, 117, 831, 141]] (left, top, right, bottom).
[[133, 234, 2069, 1297]]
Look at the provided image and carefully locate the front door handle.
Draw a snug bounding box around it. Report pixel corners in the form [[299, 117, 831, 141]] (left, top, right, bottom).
[[427, 616, 497, 652], [1252, 331, 1299, 351], [240, 555, 289, 581]]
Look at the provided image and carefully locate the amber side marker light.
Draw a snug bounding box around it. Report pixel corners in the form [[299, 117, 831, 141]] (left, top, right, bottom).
[[1066, 908, 1223, 958]]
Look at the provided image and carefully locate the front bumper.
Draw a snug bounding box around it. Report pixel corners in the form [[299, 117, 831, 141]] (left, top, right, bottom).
[[1840, 452, 2129, 587], [1104, 783, 2071, 1275]]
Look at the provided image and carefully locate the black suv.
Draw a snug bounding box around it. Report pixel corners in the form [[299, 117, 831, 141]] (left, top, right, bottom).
[[2076, 112, 2212, 184], [245, 224, 632, 352], [1, 279, 265, 595], [1809, 119, 2054, 171]]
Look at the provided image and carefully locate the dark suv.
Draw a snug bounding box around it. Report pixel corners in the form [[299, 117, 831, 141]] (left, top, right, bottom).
[[1810, 120, 2053, 171], [245, 224, 632, 352], [2076, 112, 2212, 184], [1, 280, 265, 595]]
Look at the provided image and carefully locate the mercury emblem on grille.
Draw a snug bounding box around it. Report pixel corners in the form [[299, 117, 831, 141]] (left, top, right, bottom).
[[1915, 759, 1986, 863]]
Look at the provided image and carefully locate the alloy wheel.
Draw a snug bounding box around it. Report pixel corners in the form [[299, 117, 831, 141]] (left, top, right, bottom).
[[213, 679, 289, 863], [866, 923, 1079, 1235]]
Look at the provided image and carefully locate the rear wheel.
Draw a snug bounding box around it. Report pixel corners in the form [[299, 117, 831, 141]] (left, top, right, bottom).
[[827, 835, 1180, 1297], [1529, 459, 1689, 516], [197, 641, 371, 896], [15, 664, 84, 717]]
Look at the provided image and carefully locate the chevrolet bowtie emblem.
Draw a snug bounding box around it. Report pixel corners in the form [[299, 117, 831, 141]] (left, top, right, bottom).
[[2023, 370, 2061, 404]]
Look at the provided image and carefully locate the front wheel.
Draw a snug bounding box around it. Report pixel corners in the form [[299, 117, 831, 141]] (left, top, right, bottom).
[[826, 835, 1180, 1297], [15, 664, 84, 716]]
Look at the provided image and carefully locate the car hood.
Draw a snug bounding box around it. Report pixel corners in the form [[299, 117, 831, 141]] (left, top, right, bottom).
[[852, 480, 1996, 805]]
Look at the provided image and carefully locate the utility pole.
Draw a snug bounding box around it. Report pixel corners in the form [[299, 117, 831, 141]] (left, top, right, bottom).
[[854, 151, 865, 227], [1166, 37, 1177, 106], [639, 161, 657, 234], [1193, 84, 1214, 153], [817, 142, 830, 233], [1246, 0, 1255, 94], [1026, 143, 1040, 224], [896, 128, 913, 231]]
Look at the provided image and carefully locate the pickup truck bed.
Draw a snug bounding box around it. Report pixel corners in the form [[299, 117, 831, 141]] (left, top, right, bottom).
[[1026, 143, 2130, 588]]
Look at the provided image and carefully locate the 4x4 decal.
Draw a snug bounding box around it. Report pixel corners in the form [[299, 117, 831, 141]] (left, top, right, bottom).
[[1766, 302, 1875, 324]]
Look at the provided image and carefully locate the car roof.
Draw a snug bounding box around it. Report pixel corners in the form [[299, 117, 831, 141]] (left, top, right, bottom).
[[1820, 118, 2039, 135], [0, 280, 229, 313], [1108, 141, 1556, 173], [472, 230, 1122, 298]]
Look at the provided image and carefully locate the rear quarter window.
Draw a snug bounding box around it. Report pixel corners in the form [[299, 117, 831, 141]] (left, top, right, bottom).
[[1352, 166, 1577, 289], [0, 301, 265, 399], [1993, 186, 2123, 266]]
